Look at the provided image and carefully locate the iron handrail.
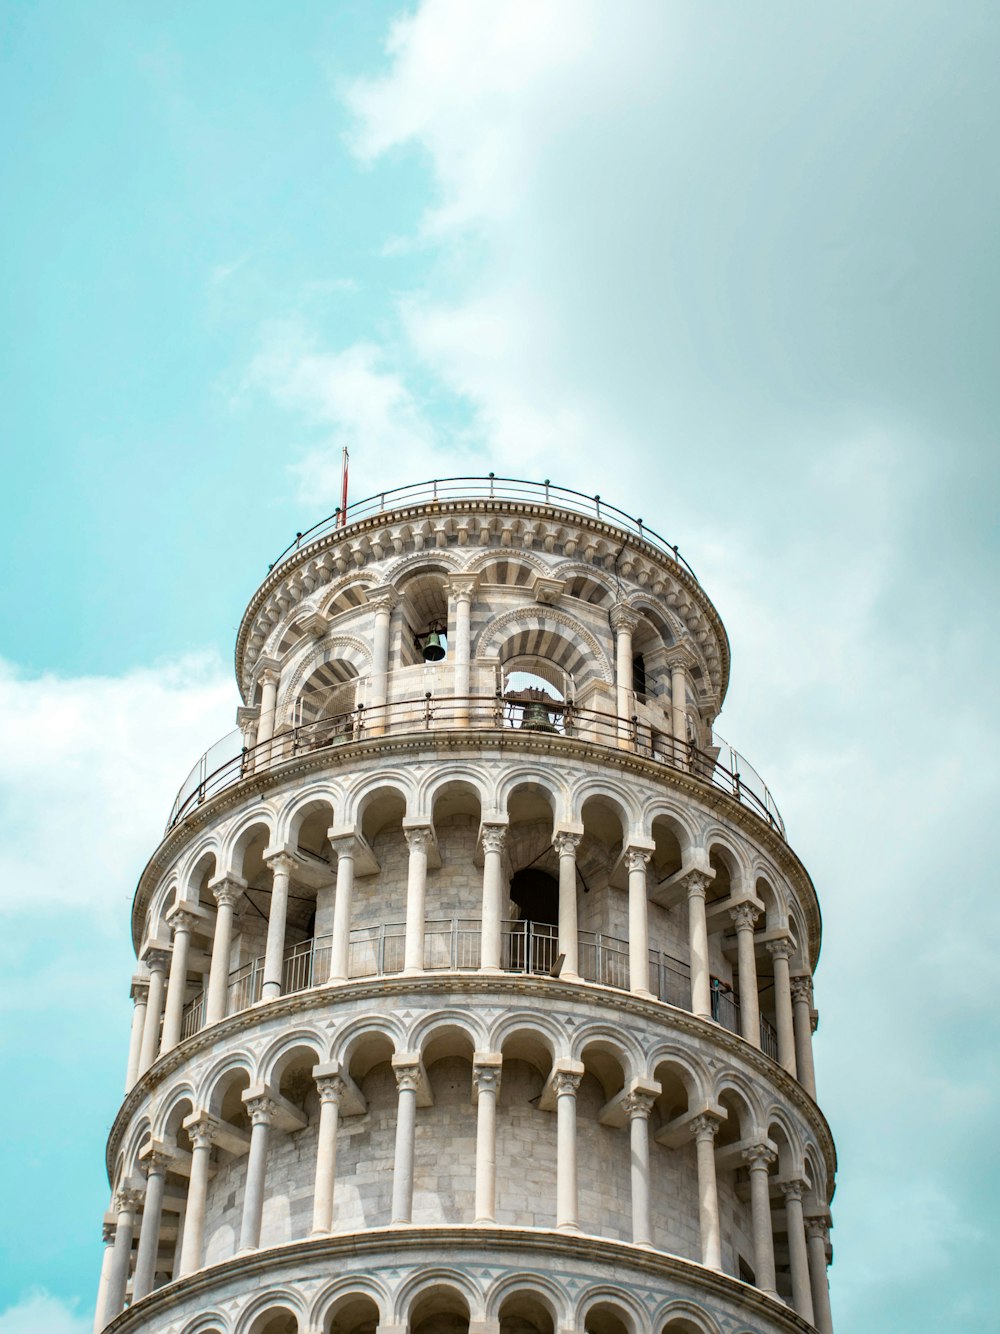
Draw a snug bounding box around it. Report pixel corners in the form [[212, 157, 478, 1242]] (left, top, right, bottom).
[[268, 475, 699, 581], [166, 693, 785, 837]]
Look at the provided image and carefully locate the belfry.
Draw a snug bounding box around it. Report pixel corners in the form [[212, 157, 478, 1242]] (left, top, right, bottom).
[[96, 477, 835, 1334]]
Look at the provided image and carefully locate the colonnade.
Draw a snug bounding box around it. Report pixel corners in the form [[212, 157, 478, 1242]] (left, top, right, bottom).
[[127, 828, 817, 1099], [100, 1053, 834, 1331]]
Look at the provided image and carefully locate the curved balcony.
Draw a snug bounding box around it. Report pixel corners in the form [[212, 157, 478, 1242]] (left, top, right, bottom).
[[179, 917, 779, 1058], [166, 694, 785, 836], [269, 473, 700, 580]]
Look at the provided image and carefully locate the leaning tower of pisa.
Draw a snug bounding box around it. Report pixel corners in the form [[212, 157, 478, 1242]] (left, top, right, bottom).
[[95, 478, 836, 1334]]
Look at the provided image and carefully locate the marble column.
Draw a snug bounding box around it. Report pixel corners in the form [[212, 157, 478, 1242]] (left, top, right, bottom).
[[553, 831, 581, 981], [262, 851, 296, 1000], [624, 1088, 656, 1245], [131, 1150, 172, 1301], [137, 949, 168, 1076], [177, 1114, 218, 1276], [782, 1180, 815, 1324], [160, 906, 198, 1053], [239, 1096, 275, 1251], [791, 975, 818, 1097], [690, 1114, 723, 1270], [391, 1060, 421, 1224], [124, 977, 149, 1092], [367, 587, 398, 734], [329, 837, 356, 983], [93, 1222, 116, 1332], [743, 1145, 778, 1296], [625, 848, 653, 997], [449, 576, 476, 724], [311, 1073, 346, 1235], [473, 1054, 503, 1223], [105, 1187, 143, 1319], [669, 661, 689, 765], [767, 939, 797, 1074], [806, 1217, 835, 1334], [205, 874, 245, 1025], [403, 827, 432, 975], [256, 667, 280, 751], [479, 824, 508, 973], [611, 605, 639, 742], [685, 873, 713, 1020], [554, 1066, 583, 1231], [730, 902, 762, 1048]]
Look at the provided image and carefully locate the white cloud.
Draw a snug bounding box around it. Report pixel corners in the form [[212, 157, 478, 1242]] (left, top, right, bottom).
[[0, 1291, 91, 1334], [0, 655, 235, 920]]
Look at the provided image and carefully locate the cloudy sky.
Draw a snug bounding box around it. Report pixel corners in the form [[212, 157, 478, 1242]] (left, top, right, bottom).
[[2, 3, 998, 1330]]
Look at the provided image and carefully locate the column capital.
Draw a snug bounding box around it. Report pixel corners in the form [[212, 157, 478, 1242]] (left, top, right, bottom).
[[315, 1074, 346, 1106], [166, 902, 201, 935], [209, 872, 247, 907], [552, 829, 581, 856], [623, 847, 652, 874], [610, 603, 640, 633], [183, 1110, 221, 1149], [243, 1094, 277, 1127], [730, 901, 761, 931], [254, 657, 282, 686], [779, 1177, 808, 1204], [805, 1216, 830, 1243], [551, 1068, 583, 1098], [790, 974, 814, 1004], [263, 846, 299, 875], [236, 703, 261, 726], [447, 573, 478, 600], [472, 1055, 503, 1098], [141, 944, 170, 973], [139, 1145, 174, 1177], [742, 1143, 778, 1171], [366, 584, 399, 613], [102, 1221, 116, 1245], [623, 1088, 656, 1121], [403, 824, 436, 855], [681, 868, 715, 900], [664, 644, 700, 673], [114, 1186, 144, 1215], [767, 936, 795, 962], [130, 975, 150, 1004], [392, 1059, 423, 1095], [689, 1112, 723, 1143], [480, 823, 508, 855]]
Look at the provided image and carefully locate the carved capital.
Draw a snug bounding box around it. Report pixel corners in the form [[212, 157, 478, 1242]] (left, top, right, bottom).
[[186, 1114, 220, 1151], [394, 1063, 422, 1095], [404, 826, 434, 855], [552, 830, 581, 858], [167, 907, 199, 937], [742, 1144, 778, 1172], [683, 870, 713, 900], [551, 1069, 583, 1098], [805, 1217, 829, 1244], [211, 873, 247, 909], [366, 585, 399, 615], [790, 975, 814, 1005], [130, 977, 150, 1005], [730, 902, 761, 932], [245, 1096, 276, 1128], [767, 937, 795, 962], [114, 1187, 143, 1215], [610, 604, 640, 634], [448, 574, 478, 602], [316, 1075, 346, 1106], [265, 849, 298, 877], [140, 1148, 174, 1178], [781, 1178, 807, 1204], [142, 947, 170, 975], [623, 1089, 656, 1121], [473, 1063, 502, 1097], [624, 848, 651, 875], [481, 825, 508, 856], [102, 1222, 116, 1245], [689, 1113, 722, 1143]]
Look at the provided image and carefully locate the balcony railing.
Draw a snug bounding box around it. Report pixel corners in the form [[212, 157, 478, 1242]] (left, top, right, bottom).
[[167, 694, 785, 837], [181, 919, 694, 1044], [711, 985, 779, 1061], [268, 475, 700, 581]]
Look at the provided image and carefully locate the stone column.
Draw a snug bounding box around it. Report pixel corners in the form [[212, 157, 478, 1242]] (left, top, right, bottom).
[[124, 977, 149, 1092], [473, 1054, 503, 1223], [743, 1145, 778, 1296], [450, 575, 476, 724], [403, 827, 432, 975], [205, 874, 245, 1025], [390, 1059, 421, 1224], [685, 873, 713, 1020], [791, 975, 818, 1097], [177, 1114, 218, 1276], [479, 824, 508, 973], [553, 831, 581, 981], [131, 1150, 172, 1301], [611, 605, 639, 739], [367, 587, 398, 734], [625, 848, 653, 998], [105, 1187, 143, 1319], [690, 1114, 723, 1270], [311, 1073, 346, 1235], [782, 1180, 815, 1324], [767, 939, 797, 1074], [806, 1217, 835, 1334], [730, 903, 761, 1048], [256, 666, 280, 750], [669, 661, 689, 765], [329, 836, 356, 983], [262, 851, 296, 1000], [161, 906, 199, 1053], [554, 1065, 583, 1231], [624, 1088, 656, 1246], [239, 1096, 275, 1251], [93, 1222, 116, 1333], [137, 948, 169, 1076]]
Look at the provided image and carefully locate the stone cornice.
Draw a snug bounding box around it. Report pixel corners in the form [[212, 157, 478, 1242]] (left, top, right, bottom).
[[233, 499, 730, 703], [132, 731, 820, 959], [104, 1225, 816, 1334], [105, 971, 836, 1196]]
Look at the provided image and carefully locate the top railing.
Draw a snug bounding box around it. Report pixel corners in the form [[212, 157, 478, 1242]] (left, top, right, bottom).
[[268, 474, 700, 582]]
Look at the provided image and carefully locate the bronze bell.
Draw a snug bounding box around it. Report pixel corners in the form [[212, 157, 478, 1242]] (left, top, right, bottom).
[[421, 630, 446, 663], [521, 699, 557, 732]]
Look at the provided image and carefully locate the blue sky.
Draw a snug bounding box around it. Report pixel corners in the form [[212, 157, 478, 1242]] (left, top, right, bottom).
[[1, 4, 998, 1331]]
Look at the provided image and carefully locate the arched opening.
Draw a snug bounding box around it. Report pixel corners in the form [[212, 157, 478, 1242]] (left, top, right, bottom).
[[648, 816, 689, 1006], [336, 1031, 396, 1230], [577, 796, 628, 989], [409, 1286, 470, 1334], [248, 1310, 298, 1334], [326, 1293, 380, 1334], [503, 784, 557, 974], [498, 1292, 556, 1334], [583, 1302, 632, 1334], [415, 1026, 476, 1223], [577, 1042, 628, 1242], [397, 569, 450, 668], [496, 1029, 555, 1229], [428, 780, 483, 969], [202, 1065, 252, 1266], [715, 1086, 757, 1282]]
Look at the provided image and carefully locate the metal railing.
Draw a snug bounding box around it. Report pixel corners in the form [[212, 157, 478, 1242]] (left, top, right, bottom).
[[268, 475, 699, 581], [167, 694, 784, 837], [711, 986, 779, 1059]]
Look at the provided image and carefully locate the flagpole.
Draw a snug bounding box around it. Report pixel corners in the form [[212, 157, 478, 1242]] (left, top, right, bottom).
[[340, 446, 350, 526]]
